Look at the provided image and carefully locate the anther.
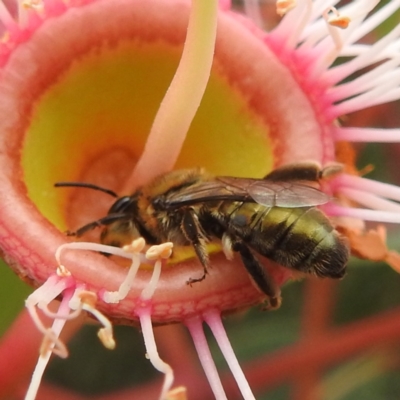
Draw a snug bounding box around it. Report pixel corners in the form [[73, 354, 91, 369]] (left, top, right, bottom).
[[56, 265, 71, 277], [22, 0, 43, 10], [79, 290, 97, 308], [146, 242, 174, 260], [123, 237, 146, 253], [276, 0, 296, 16], [324, 7, 351, 29]]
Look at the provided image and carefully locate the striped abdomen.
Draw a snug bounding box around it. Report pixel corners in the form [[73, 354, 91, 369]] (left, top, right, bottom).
[[219, 202, 348, 278]]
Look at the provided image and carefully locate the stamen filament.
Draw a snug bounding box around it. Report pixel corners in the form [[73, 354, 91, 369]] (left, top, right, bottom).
[[26, 275, 74, 320], [185, 315, 228, 400], [84, 307, 115, 350], [139, 307, 174, 400], [102, 256, 141, 303], [273, 0, 304, 41], [203, 310, 256, 400], [281, 0, 313, 49], [333, 84, 400, 116], [38, 302, 82, 321], [335, 174, 400, 202], [311, 0, 339, 20], [55, 242, 135, 265], [141, 259, 162, 301], [299, 0, 340, 48], [327, 23, 400, 85], [311, 7, 345, 73], [0, 1, 14, 27], [330, 58, 400, 101], [338, 188, 400, 213], [345, 0, 400, 44], [25, 288, 74, 400], [244, 0, 264, 28], [327, 204, 400, 223], [334, 127, 400, 143]]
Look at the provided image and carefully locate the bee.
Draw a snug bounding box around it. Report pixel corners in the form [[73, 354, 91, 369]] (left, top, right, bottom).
[[55, 162, 349, 307]]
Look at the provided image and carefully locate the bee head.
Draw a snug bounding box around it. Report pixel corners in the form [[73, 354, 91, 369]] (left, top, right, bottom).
[[99, 195, 141, 248], [100, 219, 141, 248], [107, 195, 136, 214]]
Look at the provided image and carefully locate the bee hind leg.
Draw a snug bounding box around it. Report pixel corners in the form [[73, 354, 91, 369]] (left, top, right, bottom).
[[181, 208, 209, 286], [231, 237, 281, 309]]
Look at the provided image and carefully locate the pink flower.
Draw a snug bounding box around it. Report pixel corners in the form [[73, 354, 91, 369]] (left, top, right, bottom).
[[0, 0, 400, 399]]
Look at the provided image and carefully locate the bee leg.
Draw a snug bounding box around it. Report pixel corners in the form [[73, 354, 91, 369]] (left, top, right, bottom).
[[181, 208, 209, 285], [230, 237, 281, 308]]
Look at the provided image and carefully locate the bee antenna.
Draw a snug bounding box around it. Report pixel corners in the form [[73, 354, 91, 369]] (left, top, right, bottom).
[[54, 182, 118, 198]]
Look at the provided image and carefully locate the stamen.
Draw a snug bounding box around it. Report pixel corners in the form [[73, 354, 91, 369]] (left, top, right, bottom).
[[272, 0, 310, 46], [39, 328, 68, 358], [141, 244, 172, 301], [327, 23, 400, 86], [334, 174, 400, 203], [25, 275, 74, 324], [344, 0, 400, 46], [136, 244, 174, 399], [243, 0, 264, 28], [102, 238, 147, 303], [146, 242, 174, 261], [38, 301, 82, 321], [0, 2, 15, 27], [102, 255, 141, 303], [298, 0, 340, 50], [185, 315, 228, 400], [338, 188, 400, 213], [278, 0, 313, 49], [17, 0, 40, 26], [276, 0, 297, 17], [334, 127, 400, 143], [55, 242, 135, 265], [166, 386, 188, 400], [75, 289, 116, 350], [56, 264, 71, 277], [22, 0, 43, 11], [311, 7, 347, 74], [203, 310, 256, 400], [25, 288, 74, 400], [327, 204, 400, 224], [123, 237, 146, 253], [330, 58, 400, 102], [325, 7, 350, 29], [333, 83, 400, 117], [139, 308, 174, 400]]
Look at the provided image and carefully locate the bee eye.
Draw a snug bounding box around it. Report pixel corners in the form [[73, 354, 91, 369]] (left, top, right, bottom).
[[152, 196, 166, 210], [108, 196, 133, 214]]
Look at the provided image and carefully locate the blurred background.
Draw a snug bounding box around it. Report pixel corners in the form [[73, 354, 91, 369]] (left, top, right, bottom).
[[2, 1, 400, 399]]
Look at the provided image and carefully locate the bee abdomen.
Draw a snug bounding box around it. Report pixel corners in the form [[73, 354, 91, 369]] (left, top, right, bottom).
[[286, 232, 348, 278], [226, 204, 349, 279], [267, 208, 348, 278]]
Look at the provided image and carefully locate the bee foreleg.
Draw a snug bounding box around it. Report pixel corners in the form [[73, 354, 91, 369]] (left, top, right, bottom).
[[230, 237, 281, 309], [180, 208, 209, 286]]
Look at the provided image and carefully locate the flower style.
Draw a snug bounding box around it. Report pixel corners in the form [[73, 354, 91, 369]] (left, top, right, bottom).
[[0, 0, 400, 399]]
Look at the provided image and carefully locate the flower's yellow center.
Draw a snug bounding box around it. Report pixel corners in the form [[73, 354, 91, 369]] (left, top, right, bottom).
[[21, 41, 273, 232]]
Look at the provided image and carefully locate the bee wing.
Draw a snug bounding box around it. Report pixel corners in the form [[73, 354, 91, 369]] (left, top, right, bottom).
[[246, 180, 330, 207], [164, 177, 330, 209], [164, 179, 249, 208]]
